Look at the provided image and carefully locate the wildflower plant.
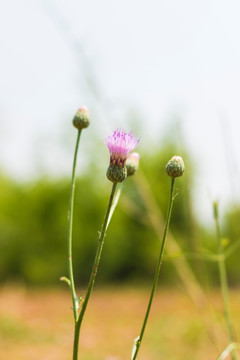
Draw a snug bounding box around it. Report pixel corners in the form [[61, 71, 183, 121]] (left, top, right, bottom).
[[64, 120, 140, 360], [131, 155, 185, 360]]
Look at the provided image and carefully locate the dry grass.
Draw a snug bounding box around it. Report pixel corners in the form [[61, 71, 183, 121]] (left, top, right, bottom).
[[0, 284, 240, 360]]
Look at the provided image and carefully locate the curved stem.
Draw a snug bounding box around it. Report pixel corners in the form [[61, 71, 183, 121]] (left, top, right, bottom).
[[68, 130, 82, 321], [72, 182, 118, 360], [132, 178, 175, 360]]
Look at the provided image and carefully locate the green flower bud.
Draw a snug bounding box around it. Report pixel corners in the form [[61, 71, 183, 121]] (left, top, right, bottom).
[[72, 106, 90, 130], [126, 152, 140, 177], [166, 156, 185, 178], [106, 164, 127, 183]]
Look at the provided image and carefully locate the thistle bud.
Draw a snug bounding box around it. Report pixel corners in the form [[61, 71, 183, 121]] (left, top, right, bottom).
[[166, 156, 185, 178], [126, 152, 140, 177], [106, 164, 127, 183], [72, 106, 90, 130]]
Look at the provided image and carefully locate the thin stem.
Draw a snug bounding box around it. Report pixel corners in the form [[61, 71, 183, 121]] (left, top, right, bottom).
[[132, 178, 175, 360], [214, 203, 237, 360], [72, 182, 118, 360], [68, 130, 82, 321]]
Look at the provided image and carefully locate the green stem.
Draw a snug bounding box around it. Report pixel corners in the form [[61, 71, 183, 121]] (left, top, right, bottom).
[[68, 130, 82, 321], [107, 181, 124, 229], [132, 178, 175, 360], [72, 182, 118, 360], [214, 204, 237, 360]]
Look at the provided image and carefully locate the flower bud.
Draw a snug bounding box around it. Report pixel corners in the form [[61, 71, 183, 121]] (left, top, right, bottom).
[[126, 152, 140, 177], [106, 164, 127, 183], [72, 106, 90, 130], [166, 156, 185, 178]]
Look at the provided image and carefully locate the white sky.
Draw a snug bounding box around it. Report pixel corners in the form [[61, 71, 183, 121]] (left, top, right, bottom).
[[0, 0, 240, 224]]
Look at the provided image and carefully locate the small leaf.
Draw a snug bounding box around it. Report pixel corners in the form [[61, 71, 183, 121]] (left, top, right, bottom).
[[60, 276, 71, 286], [77, 296, 83, 304], [131, 336, 140, 360]]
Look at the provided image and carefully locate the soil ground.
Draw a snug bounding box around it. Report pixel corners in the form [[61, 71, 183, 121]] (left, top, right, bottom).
[[0, 284, 239, 360]]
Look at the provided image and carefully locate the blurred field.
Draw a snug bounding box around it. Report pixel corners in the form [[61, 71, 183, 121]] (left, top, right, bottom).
[[0, 284, 240, 360]]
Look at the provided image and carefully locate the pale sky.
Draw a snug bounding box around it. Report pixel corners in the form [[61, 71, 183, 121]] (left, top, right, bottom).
[[0, 0, 240, 224]]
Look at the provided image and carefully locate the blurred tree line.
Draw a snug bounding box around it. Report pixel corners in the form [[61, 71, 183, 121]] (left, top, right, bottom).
[[0, 142, 239, 288]]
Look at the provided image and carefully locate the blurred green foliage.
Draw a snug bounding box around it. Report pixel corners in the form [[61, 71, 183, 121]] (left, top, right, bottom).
[[0, 144, 239, 287], [222, 207, 240, 285]]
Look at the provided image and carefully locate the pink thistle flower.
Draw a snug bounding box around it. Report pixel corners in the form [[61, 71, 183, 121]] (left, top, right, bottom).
[[105, 129, 140, 166], [105, 129, 140, 183]]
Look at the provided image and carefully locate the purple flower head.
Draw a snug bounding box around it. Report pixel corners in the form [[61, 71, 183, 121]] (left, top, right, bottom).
[[105, 129, 140, 166]]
